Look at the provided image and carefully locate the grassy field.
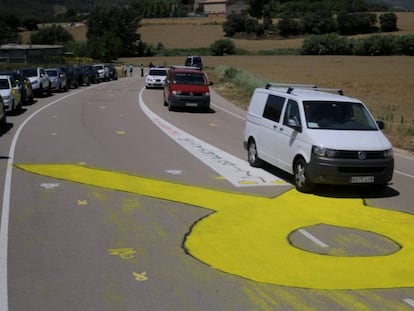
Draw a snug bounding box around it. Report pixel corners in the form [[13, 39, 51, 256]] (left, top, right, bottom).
[[46, 12, 414, 152]]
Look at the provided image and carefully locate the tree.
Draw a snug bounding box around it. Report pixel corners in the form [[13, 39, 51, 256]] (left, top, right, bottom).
[[380, 13, 398, 32], [249, 0, 266, 19], [210, 39, 236, 56], [87, 4, 142, 60], [30, 24, 73, 45], [301, 10, 336, 35]]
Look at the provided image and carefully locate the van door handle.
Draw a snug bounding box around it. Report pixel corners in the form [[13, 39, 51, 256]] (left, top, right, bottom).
[[273, 125, 278, 129]]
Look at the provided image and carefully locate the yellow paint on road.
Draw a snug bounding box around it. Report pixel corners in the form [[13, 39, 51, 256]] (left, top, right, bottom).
[[16, 164, 414, 290], [108, 248, 136, 260]]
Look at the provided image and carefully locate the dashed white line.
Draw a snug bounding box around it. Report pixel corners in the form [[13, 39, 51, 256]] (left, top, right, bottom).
[[298, 229, 329, 248]]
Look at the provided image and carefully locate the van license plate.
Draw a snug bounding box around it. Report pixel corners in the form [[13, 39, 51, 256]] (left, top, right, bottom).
[[350, 176, 374, 183], [186, 103, 197, 107]]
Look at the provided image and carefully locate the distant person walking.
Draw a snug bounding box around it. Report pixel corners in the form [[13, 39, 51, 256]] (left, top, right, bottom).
[[128, 64, 133, 77]]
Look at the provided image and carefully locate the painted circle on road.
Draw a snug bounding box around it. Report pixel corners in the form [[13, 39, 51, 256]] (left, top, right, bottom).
[[17, 164, 414, 289]]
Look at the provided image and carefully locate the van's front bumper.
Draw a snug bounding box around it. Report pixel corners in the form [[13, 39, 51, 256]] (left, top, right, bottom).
[[169, 94, 210, 109], [307, 155, 394, 185]]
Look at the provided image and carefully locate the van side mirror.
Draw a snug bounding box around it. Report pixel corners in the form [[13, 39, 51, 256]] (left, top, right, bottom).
[[209, 81, 214, 86], [287, 118, 302, 132], [376, 120, 385, 129]]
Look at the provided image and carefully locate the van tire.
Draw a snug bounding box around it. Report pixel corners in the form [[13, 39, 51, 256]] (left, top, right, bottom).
[[293, 158, 314, 193], [247, 139, 262, 167]]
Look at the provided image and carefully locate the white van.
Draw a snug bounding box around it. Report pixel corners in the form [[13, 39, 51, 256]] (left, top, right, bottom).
[[243, 83, 394, 193]]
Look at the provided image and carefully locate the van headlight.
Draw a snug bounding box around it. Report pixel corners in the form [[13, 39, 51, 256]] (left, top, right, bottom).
[[384, 149, 393, 159], [312, 146, 337, 158]]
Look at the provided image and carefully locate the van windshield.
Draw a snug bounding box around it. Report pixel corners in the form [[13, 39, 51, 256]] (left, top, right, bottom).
[[303, 101, 378, 130], [173, 73, 206, 85]]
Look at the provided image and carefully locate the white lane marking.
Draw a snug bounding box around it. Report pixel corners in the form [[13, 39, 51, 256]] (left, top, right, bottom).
[[395, 170, 414, 179], [40, 183, 60, 189], [0, 85, 101, 311], [298, 229, 329, 248], [211, 102, 246, 121], [166, 170, 182, 175], [403, 298, 414, 308], [139, 89, 286, 187]]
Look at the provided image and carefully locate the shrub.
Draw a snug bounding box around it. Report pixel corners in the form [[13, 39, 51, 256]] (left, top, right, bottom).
[[396, 34, 414, 56], [352, 35, 397, 56], [301, 33, 351, 55], [210, 39, 236, 56]]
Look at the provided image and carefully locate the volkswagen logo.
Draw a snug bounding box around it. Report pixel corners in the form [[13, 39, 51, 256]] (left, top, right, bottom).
[[358, 151, 367, 160]]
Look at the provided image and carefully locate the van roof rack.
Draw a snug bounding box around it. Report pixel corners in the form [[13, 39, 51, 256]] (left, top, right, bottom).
[[265, 82, 344, 95], [265, 82, 316, 89], [170, 65, 201, 70]]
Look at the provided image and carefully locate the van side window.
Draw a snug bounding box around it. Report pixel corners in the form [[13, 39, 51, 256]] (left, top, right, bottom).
[[263, 94, 285, 122], [283, 99, 301, 127]]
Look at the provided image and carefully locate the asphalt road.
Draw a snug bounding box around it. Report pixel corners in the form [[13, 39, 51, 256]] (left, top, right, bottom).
[[1, 73, 414, 311]]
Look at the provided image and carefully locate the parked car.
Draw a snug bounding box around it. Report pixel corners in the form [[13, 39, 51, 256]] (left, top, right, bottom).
[[79, 65, 99, 84], [0, 74, 22, 112], [0, 97, 7, 130], [73, 66, 89, 86], [60, 65, 78, 89], [145, 67, 167, 88], [0, 70, 33, 104], [19, 67, 51, 96], [243, 82, 394, 193], [94, 64, 109, 82], [163, 66, 213, 111], [104, 63, 118, 80], [185, 55, 203, 70], [46, 67, 68, 92]]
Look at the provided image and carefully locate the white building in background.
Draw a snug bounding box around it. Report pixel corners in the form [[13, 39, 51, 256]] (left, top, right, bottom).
[[193, 0, 249, 16]]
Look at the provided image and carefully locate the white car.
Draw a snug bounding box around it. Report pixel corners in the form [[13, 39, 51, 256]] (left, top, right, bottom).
[[145, 67, 167, 89], [93, 64, 109, 82], [19, 67, 51, 96], [244, 82, 394, 193], [0, 74, 22, 112]]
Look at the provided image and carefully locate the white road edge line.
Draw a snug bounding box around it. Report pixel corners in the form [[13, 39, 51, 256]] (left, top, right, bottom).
[[394, 170, 414, 179], [298, 229, 329, 248], [139, 89, 287, 187], [0, 85, 100, 311], [403, 298, 414, 308]]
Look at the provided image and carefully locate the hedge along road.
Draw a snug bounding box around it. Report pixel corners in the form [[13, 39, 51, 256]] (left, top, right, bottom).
[[2, 73, 414, 310]]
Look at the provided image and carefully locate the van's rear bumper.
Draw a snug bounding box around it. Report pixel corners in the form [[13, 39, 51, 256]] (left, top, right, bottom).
[[307, 155, 394, 185]]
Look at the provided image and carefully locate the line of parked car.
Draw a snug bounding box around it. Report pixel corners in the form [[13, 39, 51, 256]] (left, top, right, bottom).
[[0, 63, 118, 131]]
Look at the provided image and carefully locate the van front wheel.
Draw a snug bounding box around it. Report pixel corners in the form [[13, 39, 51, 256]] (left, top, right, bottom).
[[247, 140, 261, 167], [293, 158, 314, 193]]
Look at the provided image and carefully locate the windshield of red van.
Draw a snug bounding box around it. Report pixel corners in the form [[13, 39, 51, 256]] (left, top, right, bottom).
[[303, 101, 378, 130], [173, 73, 206, 85]]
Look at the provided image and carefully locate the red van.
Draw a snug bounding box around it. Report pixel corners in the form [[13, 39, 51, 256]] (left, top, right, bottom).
[[163, 66, 213, 111]]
